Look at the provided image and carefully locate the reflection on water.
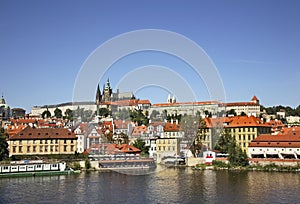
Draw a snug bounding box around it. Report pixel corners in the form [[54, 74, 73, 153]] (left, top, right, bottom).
[[1, 168, 300, 203]]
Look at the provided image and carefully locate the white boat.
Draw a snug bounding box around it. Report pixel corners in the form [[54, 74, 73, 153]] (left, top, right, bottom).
[[0, 160, 76, 178]]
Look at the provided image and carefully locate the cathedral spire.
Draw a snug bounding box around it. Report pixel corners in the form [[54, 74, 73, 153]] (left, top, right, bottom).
[[96, 84, 101, 104], [106, 78, 111, 88]]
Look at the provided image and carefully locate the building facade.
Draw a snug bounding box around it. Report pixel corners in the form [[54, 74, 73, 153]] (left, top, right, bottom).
[[8, 126, 77, 156], [156, 138, 180, 163], [248, 128, 300, 159]]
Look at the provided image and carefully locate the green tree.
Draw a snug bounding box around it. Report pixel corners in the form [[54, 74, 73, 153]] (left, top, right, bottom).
[[240, 111, 247, 116], [85, 159, 91, 169], [0, 128, 9, 161], [98, 108, 111, 117], [132, 138, 149, 156], [65, 108, 73, 120], [41, 110, 51, 119], [214, 130, 248, 166], [129, 109, 149, 126], [295, 105, 300, 116], [54, 108, 62, 118], [226, 109, 237, 116], [214, 129, 232, 153]]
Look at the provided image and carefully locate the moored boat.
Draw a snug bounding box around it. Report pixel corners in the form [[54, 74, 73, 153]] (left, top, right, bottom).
[[0, 160, 78, 178]]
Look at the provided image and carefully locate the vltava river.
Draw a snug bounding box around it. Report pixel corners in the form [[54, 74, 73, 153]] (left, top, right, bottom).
[[1, 167, 300, 203]]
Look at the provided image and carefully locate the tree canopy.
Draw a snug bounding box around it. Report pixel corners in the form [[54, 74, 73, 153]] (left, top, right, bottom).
[[214, 130, 248, 166], [129, 109, 149, 126], [41, 110, 51, 119], [54, 108, 62, 118], [0, 128, 9, 161], [132, 138, 149, 156]]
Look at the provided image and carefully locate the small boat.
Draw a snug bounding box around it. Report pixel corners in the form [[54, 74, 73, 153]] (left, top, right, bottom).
[[0, 160, 79, 178]]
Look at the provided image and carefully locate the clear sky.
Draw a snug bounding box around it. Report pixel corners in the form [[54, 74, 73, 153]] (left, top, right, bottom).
[[1, 0, 300, 112]]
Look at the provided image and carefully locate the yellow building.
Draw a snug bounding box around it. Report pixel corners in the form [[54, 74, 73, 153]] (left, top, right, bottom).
[[226, 116, 271, 152], [156, 138, 180, 163], [202, 116, 271, 153], [8, 126, 77, 156]]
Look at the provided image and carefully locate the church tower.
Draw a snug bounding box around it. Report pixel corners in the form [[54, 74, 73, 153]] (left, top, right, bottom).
[[103, 78, 112, 102], [95, 84, 102, 105]]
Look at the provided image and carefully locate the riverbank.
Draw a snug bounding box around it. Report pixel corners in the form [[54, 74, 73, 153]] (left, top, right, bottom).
[[193, 161, 300, 172]]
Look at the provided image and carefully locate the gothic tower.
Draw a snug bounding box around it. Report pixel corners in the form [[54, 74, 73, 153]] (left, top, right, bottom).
[[103, 78, 112, 102], [95, 84, 102, 105]]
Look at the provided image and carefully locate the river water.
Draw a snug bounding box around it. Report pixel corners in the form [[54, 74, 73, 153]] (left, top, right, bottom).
[[1, 167, 300, 203]]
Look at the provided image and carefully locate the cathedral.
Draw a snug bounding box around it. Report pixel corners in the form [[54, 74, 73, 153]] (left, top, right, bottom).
[[96, 78, 135, 104]]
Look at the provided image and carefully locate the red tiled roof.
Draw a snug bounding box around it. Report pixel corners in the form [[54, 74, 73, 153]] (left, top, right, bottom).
[[138, 100, 151, 104], [251, 95, 259, 101], [148, 121, 165, 127], [10, 118, 36, 124], [9, 126, 76, 140], [225, 102, 258, 107], [152, 101, 220, 107], [226, 116, 269, 127], [132, 126, 147, 136], [279, 127, 300, 135], [6, 125, 27, 136], [164, 122, 181, 132], [86, 143, 141, 154], [249, 132, 300, 148], [114, 119, 132, 129]]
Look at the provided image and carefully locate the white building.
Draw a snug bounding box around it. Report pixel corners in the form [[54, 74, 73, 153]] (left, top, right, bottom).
[[248, 130, 300, 159], [224, 96, 260, 117], [31, 102, 97, 117]]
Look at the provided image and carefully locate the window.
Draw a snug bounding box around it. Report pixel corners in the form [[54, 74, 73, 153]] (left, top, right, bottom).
[[13, 146, 16, 153], [19, 146, 22, 153], [33, 146, 36, 152], [55, 146, 58, 152], [71, 145, 74, 151], [64, 139, 67, 144], [64, 146, 67, 152], [27, 146, 30, 152]]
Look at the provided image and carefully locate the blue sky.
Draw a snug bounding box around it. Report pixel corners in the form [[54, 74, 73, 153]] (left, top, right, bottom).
[[1, 0, 300, 112]]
